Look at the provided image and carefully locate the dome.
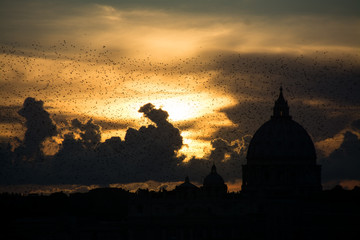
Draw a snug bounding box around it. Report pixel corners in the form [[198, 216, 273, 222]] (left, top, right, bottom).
[[203, 165, 225, 186], [176, 176, 199, 190], [246, 87, 316, 164]]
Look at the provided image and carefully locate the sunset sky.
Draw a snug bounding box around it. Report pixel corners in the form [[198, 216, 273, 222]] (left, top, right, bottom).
[[1, 0, 359, 193]]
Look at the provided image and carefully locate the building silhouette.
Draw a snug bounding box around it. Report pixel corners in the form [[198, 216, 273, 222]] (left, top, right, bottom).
[[202, 164, 228, 198], [242, 87, 322, 196], [174, 176, 199, 199], [2, 88, 360, 240]]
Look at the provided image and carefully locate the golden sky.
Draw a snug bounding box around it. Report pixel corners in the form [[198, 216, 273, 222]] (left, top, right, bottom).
[[1, 0, 360, 191]]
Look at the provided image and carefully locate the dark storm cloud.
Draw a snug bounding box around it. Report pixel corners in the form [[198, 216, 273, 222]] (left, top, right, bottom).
[[207, 52, 360, 105], [206, 52, 360, 141], [2, 101, 186, 184], [1, 98, 250, 185], [117, 103, 183, 182], [320, 131, 360, 182], [135, 103, 183, 152], [15, 97, 57, 160], [217, 101, 271, 141], [3, 96, 359, 187]]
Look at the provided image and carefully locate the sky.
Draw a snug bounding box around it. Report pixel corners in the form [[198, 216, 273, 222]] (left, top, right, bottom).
[[0, 0, 360, 193]]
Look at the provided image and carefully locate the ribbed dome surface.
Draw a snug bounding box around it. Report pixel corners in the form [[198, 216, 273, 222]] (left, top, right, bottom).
[[247, 118, 316, 163]]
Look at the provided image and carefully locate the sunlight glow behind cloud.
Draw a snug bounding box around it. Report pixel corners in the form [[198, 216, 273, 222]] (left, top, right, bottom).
[[1, 0, 360, 190]]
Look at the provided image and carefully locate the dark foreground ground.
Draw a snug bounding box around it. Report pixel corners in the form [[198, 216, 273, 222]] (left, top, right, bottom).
[[1, 186, 359, 240]]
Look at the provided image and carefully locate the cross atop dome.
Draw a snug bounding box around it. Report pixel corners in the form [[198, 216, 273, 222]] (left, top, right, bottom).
[[272, 86, 291, 119]]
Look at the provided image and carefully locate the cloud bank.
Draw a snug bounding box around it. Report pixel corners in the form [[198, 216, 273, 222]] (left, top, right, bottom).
[[1, 97, 359, 189], [1, 0, 359, 191]]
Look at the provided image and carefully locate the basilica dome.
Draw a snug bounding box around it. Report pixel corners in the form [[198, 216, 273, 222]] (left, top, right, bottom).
[[246, 87, 316, 164]]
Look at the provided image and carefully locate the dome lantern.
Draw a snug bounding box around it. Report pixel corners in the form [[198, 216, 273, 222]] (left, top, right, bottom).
[[272, 86, 291, 119]]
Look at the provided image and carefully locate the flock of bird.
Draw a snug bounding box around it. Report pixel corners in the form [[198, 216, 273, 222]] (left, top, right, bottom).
[[1, 41, 359, 156]]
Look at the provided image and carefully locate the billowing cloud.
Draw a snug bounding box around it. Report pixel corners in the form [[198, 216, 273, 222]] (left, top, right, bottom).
[[181, 136, 249, 183], [71, 119, 101, 148], [1, 0, 359, 191], [320, 131, 360, 182], [1, 98, 249, 186], [139, 103, 169, 127], [15, 97, 57, 160], [6, 102, 184, 184], [136, 103, 182, 151], [2, 95, 360, 191], [209, 138, 239, 163], [120, 103, 183, 181]]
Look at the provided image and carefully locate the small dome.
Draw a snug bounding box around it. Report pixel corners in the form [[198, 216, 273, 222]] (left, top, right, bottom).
[[246, 87, 316, 164], [203, 165, 225, 186], [176, 176, 199, 190]]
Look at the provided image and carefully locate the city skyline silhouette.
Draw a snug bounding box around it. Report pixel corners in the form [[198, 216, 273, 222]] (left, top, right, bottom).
[[1, 0, 360, 239], [1, 89, 359, 239], [1, 84, 360, 240], [1, 0, 360, 193], [0, 86, 359, 192]]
